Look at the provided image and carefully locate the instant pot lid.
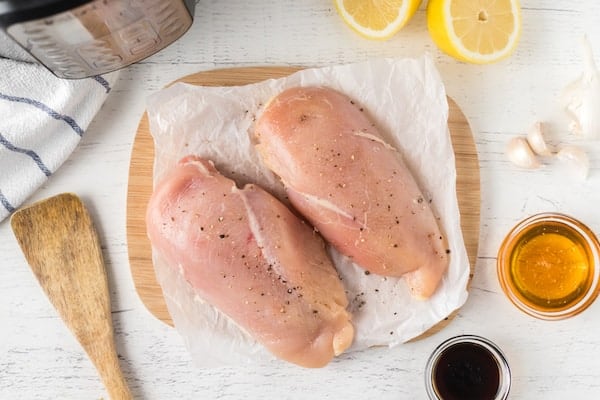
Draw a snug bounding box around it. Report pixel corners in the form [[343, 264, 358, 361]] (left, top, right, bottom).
[[0, 0, 92, 27], [1, 0, 196, 78]]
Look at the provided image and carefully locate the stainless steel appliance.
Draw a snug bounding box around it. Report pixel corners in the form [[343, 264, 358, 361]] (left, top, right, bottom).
[[0, 0, 195, 78]]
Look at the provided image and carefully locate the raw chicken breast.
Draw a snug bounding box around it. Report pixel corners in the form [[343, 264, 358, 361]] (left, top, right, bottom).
[[254, 86, 449, 299], [146, 156, 353, 368]]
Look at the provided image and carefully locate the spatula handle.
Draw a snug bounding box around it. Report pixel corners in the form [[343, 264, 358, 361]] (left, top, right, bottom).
[[87, 338, 133, 400]]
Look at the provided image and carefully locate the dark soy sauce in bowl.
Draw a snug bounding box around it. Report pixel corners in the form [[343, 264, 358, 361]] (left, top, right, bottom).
[[425, 335, 511, 400], [434, 342, 499, 399]]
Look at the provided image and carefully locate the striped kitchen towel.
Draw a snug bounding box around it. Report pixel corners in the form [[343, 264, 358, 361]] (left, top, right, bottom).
[[0, 55, 118, 222]]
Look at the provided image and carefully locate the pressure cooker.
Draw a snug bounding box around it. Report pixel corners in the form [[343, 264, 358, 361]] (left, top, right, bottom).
[[0, 0, 195, 79]]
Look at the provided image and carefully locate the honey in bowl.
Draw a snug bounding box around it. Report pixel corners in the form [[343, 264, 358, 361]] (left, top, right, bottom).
[[497, 213, 600, 319]]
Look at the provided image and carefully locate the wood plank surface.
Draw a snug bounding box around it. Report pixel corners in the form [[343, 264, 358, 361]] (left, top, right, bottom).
[[5, 3, 600, 398], [125, 67, 480, 331]]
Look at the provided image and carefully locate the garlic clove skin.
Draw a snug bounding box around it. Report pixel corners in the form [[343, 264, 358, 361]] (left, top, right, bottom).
[[560, 35, 600, 140], [506, 136, 542, 169], [561, 79, 583, 136], [526, 121, 553, 156], [556, 145, 590, 180]]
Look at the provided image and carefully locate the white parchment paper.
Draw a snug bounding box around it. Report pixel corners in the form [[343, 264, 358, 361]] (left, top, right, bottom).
[[146, 55, 470, 367]]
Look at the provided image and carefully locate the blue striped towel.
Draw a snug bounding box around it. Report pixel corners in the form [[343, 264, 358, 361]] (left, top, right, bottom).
[[0, 54, 118, 222]]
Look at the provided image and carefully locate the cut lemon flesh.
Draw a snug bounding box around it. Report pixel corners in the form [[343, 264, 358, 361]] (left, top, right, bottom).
[[334, 0, 423, 40], [427, 0, 521, 64]]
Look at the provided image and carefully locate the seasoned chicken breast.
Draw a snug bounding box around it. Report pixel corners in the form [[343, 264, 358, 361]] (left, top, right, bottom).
[[254, 86, 449, 299], [146, 156, 353, 367]]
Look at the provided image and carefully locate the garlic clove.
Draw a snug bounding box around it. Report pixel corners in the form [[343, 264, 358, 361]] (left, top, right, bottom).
[[556, 145, 590, 180], [560, 35, 600, 139], [526, 121, 553, 156], [506, 136, 541, 169], [561, 78, 584, 136]]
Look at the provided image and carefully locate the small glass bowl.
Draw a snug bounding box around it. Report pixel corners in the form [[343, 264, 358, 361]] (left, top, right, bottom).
[[497, 212, 600, 320], [424, 335, 511, 400]]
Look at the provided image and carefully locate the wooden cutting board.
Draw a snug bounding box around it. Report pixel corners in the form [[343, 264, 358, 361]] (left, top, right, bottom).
[[126, 67, 480, 334]]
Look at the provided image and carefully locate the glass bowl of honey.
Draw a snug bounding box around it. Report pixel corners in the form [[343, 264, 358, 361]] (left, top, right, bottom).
[[497, 212, 600, 320]]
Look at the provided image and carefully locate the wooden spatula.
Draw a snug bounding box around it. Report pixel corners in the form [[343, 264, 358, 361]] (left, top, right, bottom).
[[11, 193, 132, 400]]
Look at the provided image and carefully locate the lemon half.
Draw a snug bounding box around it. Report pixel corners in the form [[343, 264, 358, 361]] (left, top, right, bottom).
[[334, 0, 423, 40], [427, 0, 521, 64]]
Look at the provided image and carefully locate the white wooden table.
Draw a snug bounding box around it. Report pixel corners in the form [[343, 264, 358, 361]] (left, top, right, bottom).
[[2, 1, 600, 398]]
